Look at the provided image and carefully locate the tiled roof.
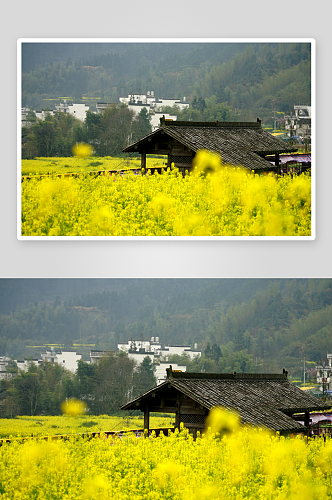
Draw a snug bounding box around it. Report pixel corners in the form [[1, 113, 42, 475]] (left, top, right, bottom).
[[122, 121, 298, 171], [121, 372, 331, 433]]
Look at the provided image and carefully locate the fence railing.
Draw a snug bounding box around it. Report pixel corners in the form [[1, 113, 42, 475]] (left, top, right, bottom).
[[21, 166, 168, 182], [0, 427, 174, 446]]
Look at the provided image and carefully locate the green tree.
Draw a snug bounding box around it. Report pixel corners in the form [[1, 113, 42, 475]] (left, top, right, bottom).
[[76, 359, 96, 399], [14, 367, 43, 416], [133, 356, 156, 396], [98, 104, 134, 156], [85, 110, 101, 146], [131, 108, 152, 143], [92, 352, 136, 414], [2, 387, 20, 418], [33, 117, 56, 156]]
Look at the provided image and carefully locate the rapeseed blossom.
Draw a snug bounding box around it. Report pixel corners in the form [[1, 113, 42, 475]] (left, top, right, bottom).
[[0, 415, 175, 439], [72, 142, 94, 157], [21, 152, 311, 236], [61, 398, 87, 416], [204, 406, 240, 436], [0, 420, 331, 499]]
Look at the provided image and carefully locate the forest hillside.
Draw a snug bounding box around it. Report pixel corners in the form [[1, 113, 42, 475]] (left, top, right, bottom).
[[22, 42, 311, 128], [0, 279, 330, 380]]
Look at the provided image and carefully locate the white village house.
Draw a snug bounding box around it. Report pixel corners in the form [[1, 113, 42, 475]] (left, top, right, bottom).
[[0, 350, 82, 379], [22, 90, 190, 132], [40, 349, 82, 372], [284, 105, 311, 140], [1, 335, 200, 384], [117, 336, 201, 384], [316, 354, 332, 395], [22, 101, 90, 127]]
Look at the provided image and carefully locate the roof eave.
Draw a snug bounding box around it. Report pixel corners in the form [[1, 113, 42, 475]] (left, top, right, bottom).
[[120, 380, 168, 410], [258, 148, 298, 155], [122, 128, 162, 153]]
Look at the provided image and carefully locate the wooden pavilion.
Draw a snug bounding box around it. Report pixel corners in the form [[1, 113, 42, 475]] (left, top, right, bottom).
[[122, 117, 298, 175], [120, 369, 331, 437]]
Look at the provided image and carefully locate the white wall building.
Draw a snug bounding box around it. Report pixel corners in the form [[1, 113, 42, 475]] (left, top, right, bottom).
[[0, 356, 43, 379], [67, 103, 90, 121], [35, 109, 56, 121], [155, 97, 189, 112], [21, 101, 90, 127], [16, 358, 43, 372], [0, 357, 15, 380], [90, 350, 114, 363], [55, 101, 89, 121], [119, 91, 156, 107], [150, 112, 178, 131], [0, 351, 82, 378], [118, 336, 162, 354], [163, 344, 199, 360], [118, 92, 189, 131], [40, 350, 82, 373], [117, 337, 201, 384], [21, 107, 35, 127], [284, 105, 311, 140], [155, 361, 187, 384], [316, 354, 332, 393]]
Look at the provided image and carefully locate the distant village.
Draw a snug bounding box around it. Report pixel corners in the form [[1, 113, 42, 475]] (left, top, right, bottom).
[[0, 336, 330, 397], [21, 91, 311, 142], [0, 336, 201, 385], [21, 91, 190, 132]]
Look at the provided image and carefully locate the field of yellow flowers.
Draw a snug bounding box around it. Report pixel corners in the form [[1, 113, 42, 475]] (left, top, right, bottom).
[[0, 414, 174, 439], [21, 151, 311, 237], [0, 418, 331, 499], [21, 156, 162, 176]]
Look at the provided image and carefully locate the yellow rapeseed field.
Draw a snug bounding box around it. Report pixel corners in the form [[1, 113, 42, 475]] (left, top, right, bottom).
[[0, 412, 331, 499], [21, 151, 311, 237], [21, 156, 163, 176], [0, 414, 175, 439]]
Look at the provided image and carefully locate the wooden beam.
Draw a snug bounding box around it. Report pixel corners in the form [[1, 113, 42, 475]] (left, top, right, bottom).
[[148, 406, 177, 413], [179, 409, 206, 415]]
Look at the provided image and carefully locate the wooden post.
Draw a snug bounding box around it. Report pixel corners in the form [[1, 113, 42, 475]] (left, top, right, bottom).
[[175, 411, 180, 429], [144, 406, 150, 432], [275, 153, 280, 175], [141, 149, 146, 172], [304, 410, 310, 438]]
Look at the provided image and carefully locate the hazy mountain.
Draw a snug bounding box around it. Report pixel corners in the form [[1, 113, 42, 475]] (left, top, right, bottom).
[[1, 279, 331, 380]]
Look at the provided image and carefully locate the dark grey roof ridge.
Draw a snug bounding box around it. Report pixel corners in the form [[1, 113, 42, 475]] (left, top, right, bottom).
[[168, 371, 288, 380], [162, 120, 261, 128]]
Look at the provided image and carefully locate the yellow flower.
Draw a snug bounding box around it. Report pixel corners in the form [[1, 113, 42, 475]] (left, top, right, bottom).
[[193, 149, 223, 176], [205, 406, 240, 436], [72, 142, 94, 157], [61, 398, 87, 416]]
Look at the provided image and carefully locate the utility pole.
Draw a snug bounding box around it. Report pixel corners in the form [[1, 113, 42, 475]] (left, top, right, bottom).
[[272, 110, 277, 132], [303, 356, 306, 387], [322, 362, 327, 402]]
